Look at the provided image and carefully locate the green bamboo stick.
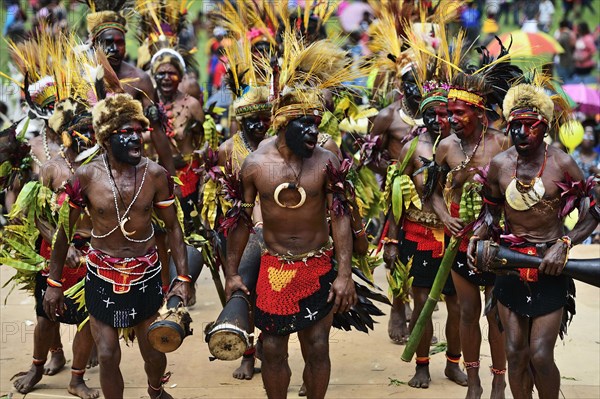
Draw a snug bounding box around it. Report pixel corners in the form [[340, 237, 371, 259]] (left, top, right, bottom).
[[401, 236, 460, 362]]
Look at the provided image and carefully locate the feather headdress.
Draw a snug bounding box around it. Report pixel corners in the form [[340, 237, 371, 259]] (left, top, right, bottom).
[[446, 37, 523, 120], [1, 29, 111, 119], [82, 0, 130, 42], [271, 29, 365, 133], [503, 71, 572, 134], [135, 0, 197, 72], [222, 33, 272, 121]]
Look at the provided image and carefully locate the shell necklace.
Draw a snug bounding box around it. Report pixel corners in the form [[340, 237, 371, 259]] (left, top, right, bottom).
[[506, 144, 548, 211], [91, 154, 153, 242]]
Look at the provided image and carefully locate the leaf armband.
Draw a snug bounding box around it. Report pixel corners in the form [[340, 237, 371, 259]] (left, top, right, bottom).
[[556, 173, 597, 221], [218, 161, 254, 237]]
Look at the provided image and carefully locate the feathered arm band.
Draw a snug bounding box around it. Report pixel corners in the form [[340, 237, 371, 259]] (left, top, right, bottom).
[[218, 161, 254, 237], [556, 173, 597, 221], [326, 159, 355, 217]]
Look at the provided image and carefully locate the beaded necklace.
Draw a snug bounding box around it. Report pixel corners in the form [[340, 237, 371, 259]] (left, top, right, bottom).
[[91, 154, 153, 243]]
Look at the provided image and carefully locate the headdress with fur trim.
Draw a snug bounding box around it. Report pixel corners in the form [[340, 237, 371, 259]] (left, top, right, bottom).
[[503, 71, 572, 134], [83, 0, 129, 42], [271, 29, 365, 133], [135, 0, 197, 72], [92, 93, 149, 146]]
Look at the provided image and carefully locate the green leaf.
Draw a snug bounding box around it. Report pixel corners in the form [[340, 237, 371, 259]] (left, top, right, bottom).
[[0, 257, 44, 272], [2, 237, 44, 263], [391, 177, 403, 224], [0, 161, 12, 178]]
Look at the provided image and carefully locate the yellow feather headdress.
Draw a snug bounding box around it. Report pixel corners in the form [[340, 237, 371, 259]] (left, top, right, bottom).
[[84, 0, 130, 42], [222, 34, 272, 121], [271, 29, 366, 133], [135, 0, 196, 71]]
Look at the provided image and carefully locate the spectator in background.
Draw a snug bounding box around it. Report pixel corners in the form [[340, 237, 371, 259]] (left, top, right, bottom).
[[572, 124, 600, 179], [554, 20, 576, 83], [562, 0, 575, 19], [572, 22, 597, 84], [481, 11, 499, 47], [538, 0, 555, 33], [461, 1, 481, 48], [497, 0, 513, 25], [521, 1, 540, 33]]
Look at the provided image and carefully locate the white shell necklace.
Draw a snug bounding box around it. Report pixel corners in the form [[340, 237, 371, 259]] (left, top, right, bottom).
[[91, 154, 153, 243]]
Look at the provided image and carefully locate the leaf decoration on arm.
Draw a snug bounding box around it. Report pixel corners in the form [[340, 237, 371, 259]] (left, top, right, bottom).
[[555, 173, 597, 220], [218, 160, 254, 237], [326, 159, 355, 217]]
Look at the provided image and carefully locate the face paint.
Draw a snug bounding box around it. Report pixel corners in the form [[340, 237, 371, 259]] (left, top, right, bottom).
[[447, 100, 481, 140], [508, 118, 547, 156], [109, 127, 143, 166], [241, 113, 270, 140], [401, 73, 422, 114], [154, 64, 182, 96], [284, 116, 319, 158], [95, 29, 126, 68]]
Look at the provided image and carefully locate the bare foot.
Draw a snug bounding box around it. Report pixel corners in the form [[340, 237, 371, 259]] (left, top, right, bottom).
[[86, 345, 98, 369], [12, 364, 44, 394], [408, 365, 431, 389], [233, 356, 255, 380], [44, 349, 66, 375], [148, 386, 174, 399], [68, 377, 100, 399], [388, 307, 409, 344], [445, 363, 468, 386], [490, 374, 506, 399], [465, 385, 483, 399], [298, 382, 306, 396]]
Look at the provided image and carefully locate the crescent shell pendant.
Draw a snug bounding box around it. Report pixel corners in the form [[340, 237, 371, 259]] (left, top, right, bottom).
[[505, 177, 545, 211], [119, 217, 137, 237], [273, 182, 306, 209]]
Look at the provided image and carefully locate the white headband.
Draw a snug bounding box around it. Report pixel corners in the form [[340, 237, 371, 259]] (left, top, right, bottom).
[[151, 48, 186, 74]]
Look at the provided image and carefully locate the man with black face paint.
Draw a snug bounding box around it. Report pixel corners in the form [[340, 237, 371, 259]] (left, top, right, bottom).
[[218, 84, 272, 381], [369, 66, 423, 175], [44, 94, 190, 399], [384, 86, 468, 389], [86, 6, 176, 178], [371, 65, 423, 345], [431, 72, 511, 399], [468, 83, 598, 399], [223, 36, 357, 399]]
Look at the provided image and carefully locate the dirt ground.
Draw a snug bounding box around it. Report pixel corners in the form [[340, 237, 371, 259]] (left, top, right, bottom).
[[0, 245, 598, 399]]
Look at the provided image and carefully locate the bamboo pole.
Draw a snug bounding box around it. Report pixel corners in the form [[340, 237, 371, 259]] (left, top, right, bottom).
[[401, 236, 460, 362]]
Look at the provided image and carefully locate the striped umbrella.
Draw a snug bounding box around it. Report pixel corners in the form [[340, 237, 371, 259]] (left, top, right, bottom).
[[486, 30, 564, 57]]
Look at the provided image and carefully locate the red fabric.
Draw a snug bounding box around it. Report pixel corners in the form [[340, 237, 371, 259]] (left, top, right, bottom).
[[256, 250, 333, 316], [513, 246, 539, 282], [449, 202, 469, 252], [176, 158, 200, 198], [39, 238, 87, 291], [86, 249, 159, 294], [403, 218, 445, 258]]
